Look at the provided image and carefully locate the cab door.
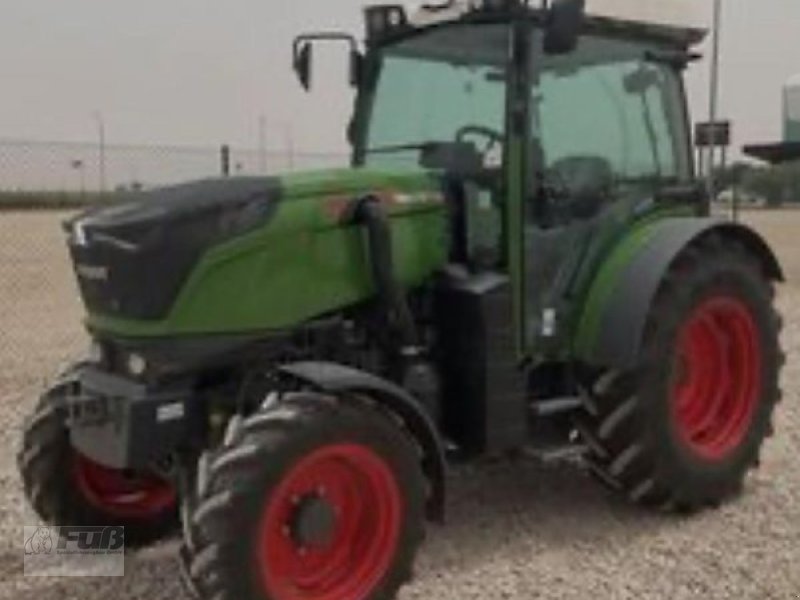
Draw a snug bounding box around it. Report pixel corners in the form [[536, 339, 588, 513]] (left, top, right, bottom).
[[523, 32, 693, 358]]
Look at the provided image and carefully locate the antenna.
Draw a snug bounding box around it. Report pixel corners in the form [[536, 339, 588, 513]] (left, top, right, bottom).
[[706, 0, 722, 199]]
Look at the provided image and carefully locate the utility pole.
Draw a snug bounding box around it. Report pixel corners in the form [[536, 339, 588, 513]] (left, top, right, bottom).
[[258, 115, 268, 174], [285, 124, 296, 171], [706, 0, 723, 201], [71, 159, 86, 194], [93, 111, 107, 194]]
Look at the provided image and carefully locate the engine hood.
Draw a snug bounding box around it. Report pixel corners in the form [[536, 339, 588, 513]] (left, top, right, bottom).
[[68, 167, 443, 323]]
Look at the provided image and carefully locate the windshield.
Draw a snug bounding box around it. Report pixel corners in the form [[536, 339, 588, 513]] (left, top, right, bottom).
[[362, 24, 510, 170]]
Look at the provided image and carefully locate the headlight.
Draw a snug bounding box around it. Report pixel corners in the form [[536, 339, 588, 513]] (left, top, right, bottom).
[[126, 353, 148, 377], [88, 341, 104, 364]]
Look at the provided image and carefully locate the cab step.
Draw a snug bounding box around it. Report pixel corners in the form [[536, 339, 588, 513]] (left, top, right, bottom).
[[522, 443, 588, 464], [530, 396, 584, 417]]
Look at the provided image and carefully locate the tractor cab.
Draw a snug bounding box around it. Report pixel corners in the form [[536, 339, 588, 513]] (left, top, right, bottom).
[[296, 0, 706, 360]]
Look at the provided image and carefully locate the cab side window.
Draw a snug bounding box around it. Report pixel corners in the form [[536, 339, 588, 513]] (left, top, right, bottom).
[[530, 35, 691, 224]]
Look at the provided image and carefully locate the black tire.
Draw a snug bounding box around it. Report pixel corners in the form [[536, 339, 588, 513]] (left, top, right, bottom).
[[576, 234, 783, 511], [17, 369, 179, 547], [181, 393, 426, 600]]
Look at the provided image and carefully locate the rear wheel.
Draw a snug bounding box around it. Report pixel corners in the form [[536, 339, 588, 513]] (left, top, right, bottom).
[[17, 369, 179, 547], [182, 393, 426, 600], [576, 235, 782, 511]]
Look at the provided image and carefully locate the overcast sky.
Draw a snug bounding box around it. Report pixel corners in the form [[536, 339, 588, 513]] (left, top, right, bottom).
[[0, 0, 798, 156]]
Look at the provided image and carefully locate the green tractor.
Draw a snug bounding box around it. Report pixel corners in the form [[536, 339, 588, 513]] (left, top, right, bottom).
[[18, 1, 784, 599]]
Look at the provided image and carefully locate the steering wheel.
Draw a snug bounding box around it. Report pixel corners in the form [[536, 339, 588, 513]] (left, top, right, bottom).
[[455, 125, 504, 158]]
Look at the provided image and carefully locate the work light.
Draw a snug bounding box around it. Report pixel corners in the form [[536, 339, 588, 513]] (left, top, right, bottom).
[[365, 5, 409, 40]]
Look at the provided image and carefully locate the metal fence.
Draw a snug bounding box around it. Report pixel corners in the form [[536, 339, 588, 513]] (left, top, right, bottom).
[[0, 138, 350, 193], [0, 138, 350, 394]]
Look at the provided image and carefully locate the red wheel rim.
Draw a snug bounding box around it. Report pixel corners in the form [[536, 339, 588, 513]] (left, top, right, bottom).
[[258, 443, 402, 600], [672, 296, 762, 461], [73, 454, 177, 519]]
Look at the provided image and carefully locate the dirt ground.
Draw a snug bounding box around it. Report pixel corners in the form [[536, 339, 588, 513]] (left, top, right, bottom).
[[0, 210, 799, 600]]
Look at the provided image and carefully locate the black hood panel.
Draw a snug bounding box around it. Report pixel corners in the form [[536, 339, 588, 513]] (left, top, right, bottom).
[[68, 177, 281, 321]]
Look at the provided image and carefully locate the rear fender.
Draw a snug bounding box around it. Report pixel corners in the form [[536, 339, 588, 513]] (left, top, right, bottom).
[[575, 218, 783, 370], [278, 361, 446, 521]]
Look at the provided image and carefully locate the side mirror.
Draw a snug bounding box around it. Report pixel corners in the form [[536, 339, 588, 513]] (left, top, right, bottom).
[[294, 42, 313, 91], [544, 0, 586, 55]]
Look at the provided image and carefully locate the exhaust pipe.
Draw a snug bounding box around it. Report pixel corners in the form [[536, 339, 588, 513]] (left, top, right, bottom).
[[354, 196, 419, 350]]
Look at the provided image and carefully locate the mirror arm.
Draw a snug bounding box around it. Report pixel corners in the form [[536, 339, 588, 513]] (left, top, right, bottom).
[[292, 32, 359, 57]]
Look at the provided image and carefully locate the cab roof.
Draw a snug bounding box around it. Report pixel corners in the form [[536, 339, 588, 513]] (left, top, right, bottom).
[[404, 0, 708, 47]]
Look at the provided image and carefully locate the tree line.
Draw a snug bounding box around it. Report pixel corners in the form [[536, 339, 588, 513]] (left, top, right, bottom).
[[714, 160, 800, 206]]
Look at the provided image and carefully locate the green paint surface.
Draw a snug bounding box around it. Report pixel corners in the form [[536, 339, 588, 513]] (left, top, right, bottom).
[[571, 206, 694, 361], [87, 168, 447, 338], [572, 223, 658, 358]]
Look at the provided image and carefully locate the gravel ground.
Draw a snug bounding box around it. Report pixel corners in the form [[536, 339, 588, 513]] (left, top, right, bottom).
[[1, 210, 799, 600]]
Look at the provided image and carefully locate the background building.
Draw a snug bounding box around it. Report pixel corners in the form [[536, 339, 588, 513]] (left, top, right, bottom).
[[785, 75, 800, 142]]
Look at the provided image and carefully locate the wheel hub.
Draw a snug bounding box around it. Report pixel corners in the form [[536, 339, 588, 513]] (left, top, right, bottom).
[[289, 493, 338, 548], [258, 443, 402, 600], [671, 296, 762, 461]]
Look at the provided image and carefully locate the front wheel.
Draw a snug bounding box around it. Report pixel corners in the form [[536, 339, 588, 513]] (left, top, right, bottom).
[[17, 370, 179, 547], [182, 393, 426, 600], [577, 235, 783, 511]]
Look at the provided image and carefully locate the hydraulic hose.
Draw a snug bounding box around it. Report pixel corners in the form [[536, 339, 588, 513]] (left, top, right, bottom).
[[354, 196, 419, 349]]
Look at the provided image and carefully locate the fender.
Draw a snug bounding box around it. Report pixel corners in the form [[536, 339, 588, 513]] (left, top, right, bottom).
[[278, 361, 447, 521], [575, 217, 783, 370]]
